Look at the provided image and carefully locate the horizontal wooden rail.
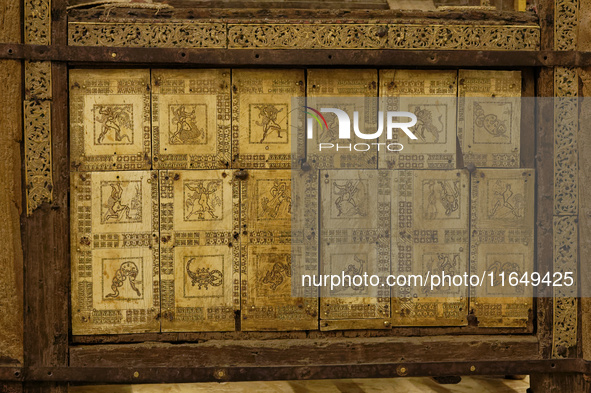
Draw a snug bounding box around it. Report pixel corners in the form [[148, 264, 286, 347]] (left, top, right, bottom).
[[1, 43, 590, 67]]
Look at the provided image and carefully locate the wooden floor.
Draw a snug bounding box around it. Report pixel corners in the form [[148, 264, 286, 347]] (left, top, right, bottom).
[[69, 376, 529, 392]]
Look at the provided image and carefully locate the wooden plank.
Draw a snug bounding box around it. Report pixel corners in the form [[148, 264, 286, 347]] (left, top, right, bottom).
[[470, 169, 535, 327], [232, 69, 304, 169], [69, 69, 152, 172], [240, 170, 318, 331], [536, 67, 555, 359], [159, 169, 239, 332], [23, 60, 69, 393], [520, 68, 535, 168], [579, 68, 591, 360], [68, 335, 540, 367], [152, 69, 232, 170], [391, 170, 470, 327], [0, 0, 23, 367], [378, 70, 457, 170], [319, 170, 389, 330], [70, 170, 160, 334], [307, 69, 378, 170], [458, 70, 522, 168]]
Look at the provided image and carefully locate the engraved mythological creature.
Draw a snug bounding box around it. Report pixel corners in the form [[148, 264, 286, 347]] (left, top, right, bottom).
[[488, 260, 524, 294], [170, 105, 204, 144], [260, 180, 291, 219], [103, 182, 141, 222], [333, 181, 365, 217], [413, 106, 443, 143], [262, 256, 292, 290], [490, 181, 524, 219], [95, 105, 132, 144], [105, 261, 141, 298], [186, 259, 223, 290], [425, 180, 459, 219], [474, 102, 508, 138], [185, 181, 221, 220], [255, 104, 285, 143]]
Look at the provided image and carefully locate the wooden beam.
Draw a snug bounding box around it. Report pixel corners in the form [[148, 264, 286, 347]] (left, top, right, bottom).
[[69, 336, 540, 368], [0, 0, 24, 368]]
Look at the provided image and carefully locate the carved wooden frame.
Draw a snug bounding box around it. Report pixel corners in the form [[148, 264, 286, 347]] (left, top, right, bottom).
[[17, 0, 585, 388]]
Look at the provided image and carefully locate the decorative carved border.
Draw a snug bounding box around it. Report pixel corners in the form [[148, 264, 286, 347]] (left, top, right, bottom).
[[68, 21, 540, 51], [69, 22, 226, 48], [555, 0, 579, 50], [227, 24, 540, 50], [553, 67, 578, 216], [552, 0, 579, 359], [24, 0, 53, 215], [552, 216, 578, 357]]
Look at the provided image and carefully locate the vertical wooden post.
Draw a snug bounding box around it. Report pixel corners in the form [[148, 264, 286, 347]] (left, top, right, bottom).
[[0, 0, 24, 368], [23, 0, 69, 392]]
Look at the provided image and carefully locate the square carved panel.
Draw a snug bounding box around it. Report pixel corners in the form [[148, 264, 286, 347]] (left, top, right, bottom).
[[240, 170, 318, 331], [71, 170, 159, 334], [307, 69, 378, 170], [390, 170, 470, 327], [232, 70, 305, 169], [378, 70, 457, 170], [159, 170, 239, 332], [319, 170, 390, 330], [70, 69, 151, 171], [152, 69, 231, 169], [470, 169, 535, 327], [458, 70, 521, 168]]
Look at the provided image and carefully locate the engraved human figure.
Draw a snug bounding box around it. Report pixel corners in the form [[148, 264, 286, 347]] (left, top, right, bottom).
[[425, 182, 438, 219], [490, 181, 524, 219], [105, 261, 141, 298], [423, 253, 459, 294], [260, 180, 291, 219], [255, 104, 285, 143], [104, 183, 131, 222], [438, 180, 459, 216], [170, 105, 204, 144], [185, 181, 220, 220], [262, 256, 291, 290], [413, 106, 442, 143], [96, 105, 132, 144], [333, 181, 365, 217]]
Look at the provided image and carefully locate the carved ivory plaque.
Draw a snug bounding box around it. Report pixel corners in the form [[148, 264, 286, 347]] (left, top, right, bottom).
[[71, 170, 159, 334], [378, 70, 457, 170], [307, 69, 378, 170], [458, 70, 521, 168], [240, 170, 318, 331], [159, 170, 238, 332], [471, 169, 534, 327], [390, 170, 469, 326], [319, 170, 390, 330], [232, 70, 305, 169], [70, 69, 151, 171], [152, 69, 231, 170]]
